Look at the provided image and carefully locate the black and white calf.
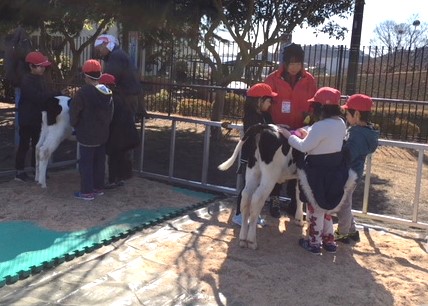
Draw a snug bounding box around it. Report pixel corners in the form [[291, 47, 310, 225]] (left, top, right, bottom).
[[218, 124, 304, 250], [35, 96, 74, 188]]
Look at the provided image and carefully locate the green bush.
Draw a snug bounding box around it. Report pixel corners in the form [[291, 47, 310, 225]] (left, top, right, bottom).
[[145, 89, 179, 113], [372, 115, 421, 140], [178, 98, 212, 118], [223, 92, 245, 119]]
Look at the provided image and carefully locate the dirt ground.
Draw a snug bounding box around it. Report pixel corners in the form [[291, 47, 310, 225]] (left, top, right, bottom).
[[0, 104, 428, 305]]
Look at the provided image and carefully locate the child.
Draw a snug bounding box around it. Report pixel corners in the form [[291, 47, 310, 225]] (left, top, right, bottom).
[[233, 83, 277, 226], [99, 73, 140, 189], [69, 60, 114, 200], [280, 87, 348, 254], [15, 51, 64, 182], [335, 94, 379, 243]]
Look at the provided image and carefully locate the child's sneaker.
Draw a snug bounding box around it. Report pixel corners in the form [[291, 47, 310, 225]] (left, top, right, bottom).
[[348, 231, 360, 242], [334, 230, 350, 244], [257, 216, 267, 227], [74, 192, 95, 201], [15, 172, 30, 182], [232, 214, 242, 226], [298, 238, 321, 255], [93, 189, 104, 196], [323, 242, 337, 253]]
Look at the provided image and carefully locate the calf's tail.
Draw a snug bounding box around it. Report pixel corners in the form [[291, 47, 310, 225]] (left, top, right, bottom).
[[218, 139, 245, 171]]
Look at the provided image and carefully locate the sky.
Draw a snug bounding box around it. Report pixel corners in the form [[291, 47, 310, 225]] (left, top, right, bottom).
[[292, 0, 428, 46]]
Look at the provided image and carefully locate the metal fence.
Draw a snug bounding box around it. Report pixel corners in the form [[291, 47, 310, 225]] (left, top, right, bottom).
[[138, 114, 428, 230], [1, 39, 428, 143]]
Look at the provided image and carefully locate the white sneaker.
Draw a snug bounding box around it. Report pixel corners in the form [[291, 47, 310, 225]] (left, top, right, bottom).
[[257, 216, 267, 227], [232, 214, 266, 227]]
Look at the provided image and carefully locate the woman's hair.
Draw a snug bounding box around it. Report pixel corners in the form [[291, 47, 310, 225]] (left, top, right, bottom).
[[320, 104, 343, 119]]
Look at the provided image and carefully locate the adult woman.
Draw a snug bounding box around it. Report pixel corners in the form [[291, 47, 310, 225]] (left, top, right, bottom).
[[264, 43, 317, 218]]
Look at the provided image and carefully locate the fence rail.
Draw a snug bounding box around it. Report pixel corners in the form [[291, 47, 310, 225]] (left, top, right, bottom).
[[138, 114, 428, 230]]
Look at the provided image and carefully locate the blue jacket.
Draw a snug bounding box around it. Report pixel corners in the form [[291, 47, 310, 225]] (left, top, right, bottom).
[[343, 125, 379, 178]]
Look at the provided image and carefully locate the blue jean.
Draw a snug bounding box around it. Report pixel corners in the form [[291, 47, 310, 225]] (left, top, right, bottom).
[[78, 144, 106, 194]]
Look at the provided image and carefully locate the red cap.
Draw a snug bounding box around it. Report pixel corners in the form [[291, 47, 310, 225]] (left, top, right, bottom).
[[82, 59, 102, 73], [247, 83, 278, 98], [342, 94, 373, 112], [99, 73, 116, 85], [25, 51, 51, 67], [308, 87, 341, 105]]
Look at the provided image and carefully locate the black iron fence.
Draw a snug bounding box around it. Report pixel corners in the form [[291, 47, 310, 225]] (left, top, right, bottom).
[[1, 39, 427, 142]]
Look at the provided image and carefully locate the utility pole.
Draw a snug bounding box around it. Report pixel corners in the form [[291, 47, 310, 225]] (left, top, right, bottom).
[[345, 0, 365, 95]]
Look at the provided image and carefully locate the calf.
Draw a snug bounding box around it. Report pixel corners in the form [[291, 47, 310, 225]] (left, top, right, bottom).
[[35, 96, 74, 188], [218, 124, 303, 250]]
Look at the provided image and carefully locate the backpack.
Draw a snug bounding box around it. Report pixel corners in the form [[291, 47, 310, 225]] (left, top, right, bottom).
[[4, 26, 33, 87]]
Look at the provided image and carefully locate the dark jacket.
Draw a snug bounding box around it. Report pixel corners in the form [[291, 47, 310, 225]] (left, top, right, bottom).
[[106, 91, 140, 154], [18, 73, 61, 126], [302, 152, 349, 210], [70, 84, 113, 146], [241, 100, 274, 162], [103, 46, 142, 96]]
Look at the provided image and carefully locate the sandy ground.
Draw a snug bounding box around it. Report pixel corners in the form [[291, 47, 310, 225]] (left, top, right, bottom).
[[0, 171, 427, 305], [0, 169, 211, 232], [0, 104, 427, 305]]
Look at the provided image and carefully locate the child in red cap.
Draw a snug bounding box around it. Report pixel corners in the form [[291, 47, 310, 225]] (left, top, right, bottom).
[[69, 60, 114, 200], [335, 94, 379, 243], [14, 51, 66, 182], [232, 83, 277, 227], [99, 73, 140, 189], [280, 87, 351, 254]]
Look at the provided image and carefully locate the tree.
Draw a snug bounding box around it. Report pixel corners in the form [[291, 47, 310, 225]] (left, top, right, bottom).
[[370, 15, 428, 50], [0, 0, 117, 83], [116, 0, 355, 127], [171, 0, 355, 124]]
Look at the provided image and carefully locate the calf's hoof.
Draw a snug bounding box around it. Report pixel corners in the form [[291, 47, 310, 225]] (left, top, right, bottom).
[[239, 240, 247, 248], [247, 241, 258, 250], [294, 218, 305, 227]]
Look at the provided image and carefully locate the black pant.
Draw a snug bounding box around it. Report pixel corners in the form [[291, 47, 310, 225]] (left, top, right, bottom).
[[15, 124, 40, 170], [108, 150, 133, 183]]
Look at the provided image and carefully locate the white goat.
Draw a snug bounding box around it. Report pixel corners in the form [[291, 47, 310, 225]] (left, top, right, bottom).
[[218, 124, 303, 250], [35, 96, 74, 188]]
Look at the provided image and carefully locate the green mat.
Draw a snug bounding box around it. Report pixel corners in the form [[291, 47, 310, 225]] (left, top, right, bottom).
[[0, 187, 219, 287]]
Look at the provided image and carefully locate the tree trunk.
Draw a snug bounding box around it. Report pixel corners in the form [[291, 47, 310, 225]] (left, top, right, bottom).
[[210, 88, 226, 140]]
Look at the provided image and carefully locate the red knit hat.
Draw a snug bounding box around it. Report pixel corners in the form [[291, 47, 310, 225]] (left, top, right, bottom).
[[247, 83, 278, 98], [25, 51, 51, 67], [342, 94, 373, 112], [308, 87, 341, 105]]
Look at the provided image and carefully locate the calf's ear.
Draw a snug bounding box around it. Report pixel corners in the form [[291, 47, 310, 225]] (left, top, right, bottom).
[[41, 97, 57, 111]]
